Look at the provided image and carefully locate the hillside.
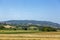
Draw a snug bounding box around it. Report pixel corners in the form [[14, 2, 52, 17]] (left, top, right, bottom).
[[0, 20, 60, 28]]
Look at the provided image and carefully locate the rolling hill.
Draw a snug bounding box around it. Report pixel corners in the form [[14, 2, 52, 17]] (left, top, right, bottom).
[[0, 20, 60, 28]]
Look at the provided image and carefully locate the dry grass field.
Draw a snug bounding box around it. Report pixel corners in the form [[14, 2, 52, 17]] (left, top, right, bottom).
[[0, 32, 60, 40]]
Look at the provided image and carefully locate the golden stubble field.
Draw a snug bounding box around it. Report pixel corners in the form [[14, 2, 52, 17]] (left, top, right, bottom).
[[0, 32, 60, 40]]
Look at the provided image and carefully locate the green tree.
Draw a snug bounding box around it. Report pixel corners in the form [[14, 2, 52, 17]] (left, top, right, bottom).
[[42, 27, 56, 32], [0, 25, 5, 29]]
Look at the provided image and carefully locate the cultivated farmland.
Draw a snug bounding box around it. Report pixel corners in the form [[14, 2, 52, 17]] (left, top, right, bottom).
[[0, 32, 60, 40]]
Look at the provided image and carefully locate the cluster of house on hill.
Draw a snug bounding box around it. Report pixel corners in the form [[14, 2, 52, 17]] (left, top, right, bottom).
[[4, 25, 16, 28], [3, 25, 39, 30], [0, 24, 57, 32]]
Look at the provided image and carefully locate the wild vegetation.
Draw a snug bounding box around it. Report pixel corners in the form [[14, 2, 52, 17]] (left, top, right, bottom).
[[0, 23, 58, 34]]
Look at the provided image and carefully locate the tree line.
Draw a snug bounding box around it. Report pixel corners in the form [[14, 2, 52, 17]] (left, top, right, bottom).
[[0, 24, 57, 32]]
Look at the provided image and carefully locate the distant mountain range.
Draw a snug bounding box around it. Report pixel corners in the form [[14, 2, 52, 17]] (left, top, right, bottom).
[[0, 20, 60, 28]]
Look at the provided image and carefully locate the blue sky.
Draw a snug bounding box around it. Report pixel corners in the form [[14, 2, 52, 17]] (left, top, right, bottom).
[[0, 0, 60, 23]]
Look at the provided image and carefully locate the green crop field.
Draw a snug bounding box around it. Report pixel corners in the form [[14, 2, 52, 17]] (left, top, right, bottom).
[[0, 30, 40, 34]]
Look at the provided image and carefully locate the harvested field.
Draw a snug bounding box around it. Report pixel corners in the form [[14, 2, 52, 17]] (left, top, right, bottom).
[[0, 32, 60, 40]]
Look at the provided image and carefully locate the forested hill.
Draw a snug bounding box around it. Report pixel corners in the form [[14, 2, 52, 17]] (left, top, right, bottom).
[[0, 20, 60, 28]]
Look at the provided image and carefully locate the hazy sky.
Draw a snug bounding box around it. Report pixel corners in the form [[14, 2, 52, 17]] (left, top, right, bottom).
[[0, 0, 60, 23]]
